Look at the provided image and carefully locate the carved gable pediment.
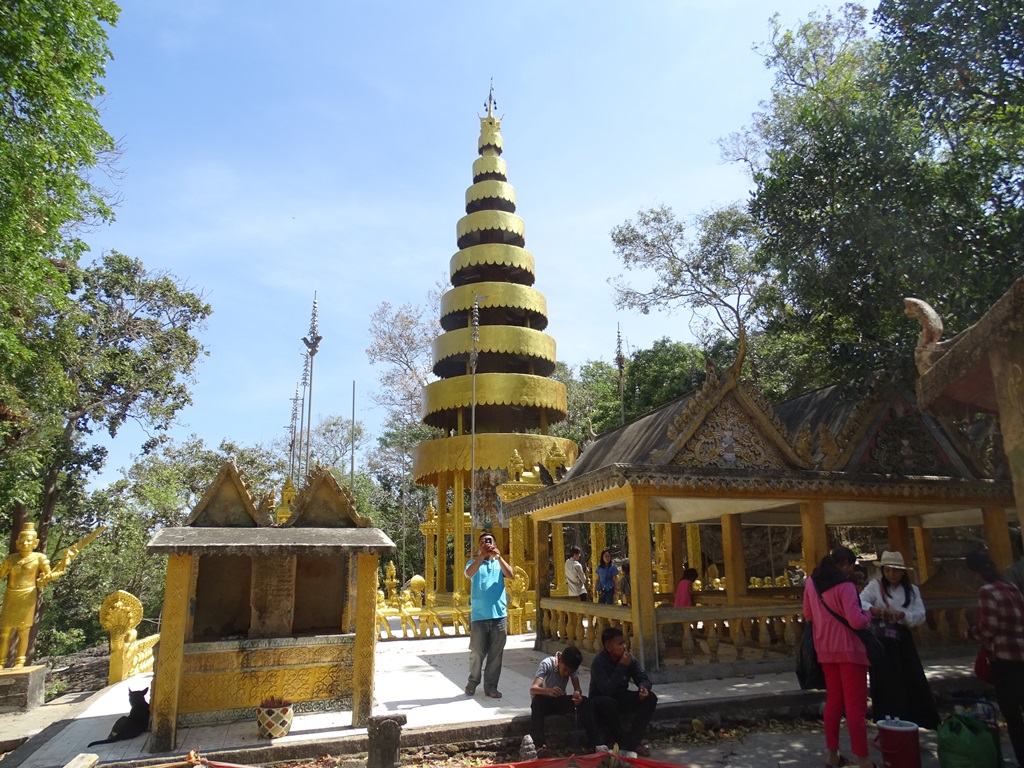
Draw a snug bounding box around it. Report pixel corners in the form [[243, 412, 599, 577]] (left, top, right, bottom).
[[847, 393, 973, 477], [671, 392, 788, 469], [186, 461, 268, 527], [651, 373, 813, 470], [285, 468, 371, 528]]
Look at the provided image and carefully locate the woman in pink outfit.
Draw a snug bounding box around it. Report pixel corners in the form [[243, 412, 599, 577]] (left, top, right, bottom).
[[803, 546, 876, 768]]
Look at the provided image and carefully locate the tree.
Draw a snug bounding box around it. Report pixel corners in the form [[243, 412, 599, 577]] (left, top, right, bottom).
[[623, 338, 705, 423], [550, 360, 620, 444], [121, 435, 285, 531], [875, 0, 1024, 126], [304, 415, 367, 471], [366, 287, 442, 430], [1, 0, 121, 465], [737, 4, 1020, 397], [4, 252, 211, 555]]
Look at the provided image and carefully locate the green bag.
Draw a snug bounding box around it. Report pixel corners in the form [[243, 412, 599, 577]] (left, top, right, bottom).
[[937, 713, 999, 768]]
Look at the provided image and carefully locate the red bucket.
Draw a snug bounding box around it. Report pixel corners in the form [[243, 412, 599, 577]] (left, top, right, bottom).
[[877, 719, 921, 768]]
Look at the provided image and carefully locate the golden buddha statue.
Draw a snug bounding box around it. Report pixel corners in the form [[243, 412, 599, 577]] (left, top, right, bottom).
[[1, 524, 57, 668], [0, 521, 103, 668]]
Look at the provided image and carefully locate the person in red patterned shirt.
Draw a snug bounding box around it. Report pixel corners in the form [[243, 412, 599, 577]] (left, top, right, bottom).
[[965, 548, 1024, 766]]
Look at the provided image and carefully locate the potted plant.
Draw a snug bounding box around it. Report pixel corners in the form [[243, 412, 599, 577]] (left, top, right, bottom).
[[256, 696, 293, 738]]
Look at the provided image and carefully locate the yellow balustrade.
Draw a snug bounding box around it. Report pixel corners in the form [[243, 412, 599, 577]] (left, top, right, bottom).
[[534, 596, 977, 668]]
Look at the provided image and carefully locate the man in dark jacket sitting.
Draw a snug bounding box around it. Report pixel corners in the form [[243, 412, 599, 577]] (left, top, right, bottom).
[[589, 626, 657, 757]]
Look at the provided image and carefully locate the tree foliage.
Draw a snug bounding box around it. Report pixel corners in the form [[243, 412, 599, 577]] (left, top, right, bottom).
[[610, 204, 763, 349], [0, 0, 121, 442], [616, 4, 1023, 402], [366, 286, 443, 430], [748, 3, 1022, 397], [2, 252, 211, 556]]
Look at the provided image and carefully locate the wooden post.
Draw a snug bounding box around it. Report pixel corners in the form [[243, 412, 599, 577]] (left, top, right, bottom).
[[982, 505, 1014, 571], [590, 523, 606, 601], [626, 490, 657, 671], [150, 553, 196, 752], [989, 335, 1024, 527], [800, 500, 828, 570], [552, 523, 566, 596], [913, 527, 936, 584], [686, 523, 702, 575], [533, 517, 551, 650], [671, 523, 684, 588], [721, 514, 747, 605], [352, 552, 379, 726], [886, 516, 912, 564]]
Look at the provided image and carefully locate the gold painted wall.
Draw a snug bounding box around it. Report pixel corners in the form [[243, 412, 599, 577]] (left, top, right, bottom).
[[178, 636, 354, 715]]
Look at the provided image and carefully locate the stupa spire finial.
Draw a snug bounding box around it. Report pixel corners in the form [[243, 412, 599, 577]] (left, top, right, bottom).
[[485, 79, 496, 118]]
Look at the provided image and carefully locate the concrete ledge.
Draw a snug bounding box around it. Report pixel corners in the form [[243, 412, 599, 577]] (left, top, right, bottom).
[[0, 667, 45, 713]]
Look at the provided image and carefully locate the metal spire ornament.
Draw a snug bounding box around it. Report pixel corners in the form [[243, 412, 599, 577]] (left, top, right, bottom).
[[288, 385, 301, 481], [301, 293, 323, 477]]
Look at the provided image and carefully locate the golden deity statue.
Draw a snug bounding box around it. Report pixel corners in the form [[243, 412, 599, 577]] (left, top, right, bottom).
[[0, 522, 103, 668]]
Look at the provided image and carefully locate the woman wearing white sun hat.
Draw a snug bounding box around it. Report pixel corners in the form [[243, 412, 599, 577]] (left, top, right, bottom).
[[859, 550, 939, 729]]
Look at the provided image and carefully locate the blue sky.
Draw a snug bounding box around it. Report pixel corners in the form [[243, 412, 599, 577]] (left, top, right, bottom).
[[85, 1, 852, 484]]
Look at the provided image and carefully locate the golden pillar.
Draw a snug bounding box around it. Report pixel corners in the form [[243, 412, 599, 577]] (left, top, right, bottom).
[[670, 523, 684, 588], [800, 500, 828, 569], [653, 524, 671, 590], [454, 472, 467, 591], [551, 522, 567, 596], [151, 553, 196, 752], [982, 505, 1014, 571], [352, 552, 379, 727], [627, 491, 657, 670], [437, 478, 449, 593], [886, 515, 912, 564], [342, 554, 358, 634], [590, 522, 606, 598], [422, 519, 436, 595], [913, 527, 936, 584], [686, 523, 702, 574], [721, 513, 747, 605], [510, 515, 528, 573]]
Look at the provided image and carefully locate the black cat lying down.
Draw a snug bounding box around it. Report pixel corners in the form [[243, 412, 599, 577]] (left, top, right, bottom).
[[87, 687, 149, 748]]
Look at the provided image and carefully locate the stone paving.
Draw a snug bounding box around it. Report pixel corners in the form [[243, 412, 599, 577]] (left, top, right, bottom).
[[0, 634, 1004, 768]]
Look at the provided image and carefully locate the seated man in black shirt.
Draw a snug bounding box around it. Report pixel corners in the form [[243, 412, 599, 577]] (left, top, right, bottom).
[[588, 626, 657, 758]]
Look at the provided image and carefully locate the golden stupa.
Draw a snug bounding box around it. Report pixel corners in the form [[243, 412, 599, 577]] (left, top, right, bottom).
[[412, 91, 577, 599]]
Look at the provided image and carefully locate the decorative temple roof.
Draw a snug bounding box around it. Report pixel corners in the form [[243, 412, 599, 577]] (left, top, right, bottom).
[[412, 95, 577, 485], [505, 362, 1014, 524], [151, 465, 394, 554]]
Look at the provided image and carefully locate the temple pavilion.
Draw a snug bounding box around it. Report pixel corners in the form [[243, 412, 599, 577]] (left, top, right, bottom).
[[504, 349, 1016, 674], [411, 92, 577, 607]]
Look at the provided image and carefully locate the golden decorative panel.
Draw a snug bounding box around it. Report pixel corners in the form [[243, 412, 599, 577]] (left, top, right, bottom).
[[449, 243, 535, 278], [673, 395, 787, 469], [412, 434, 578, 483], [457, 210, 525, 240], [432, 326, 556, 367], [466, 180, 516, 206], [473, 155, 507, 179], [421, 373, 567, 419], [441, 282, 547, 321], [178, 639, 354, 714]]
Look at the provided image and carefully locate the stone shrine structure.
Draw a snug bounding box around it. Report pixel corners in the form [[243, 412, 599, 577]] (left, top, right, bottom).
[[411, 92, 577, 602], [147, 462, 394, 751]]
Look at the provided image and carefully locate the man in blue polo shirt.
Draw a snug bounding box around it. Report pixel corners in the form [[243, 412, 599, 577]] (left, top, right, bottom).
[[465, 531, 513, 698]]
